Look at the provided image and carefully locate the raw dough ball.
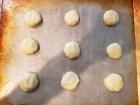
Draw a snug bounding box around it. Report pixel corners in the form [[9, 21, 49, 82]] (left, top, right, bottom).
[[25, 10, 42, 27], [61, 71, 80, 91], [64, 41, 80, 59], [106, 43, 122, 59], [19, 72, 39, 92], [104, 73, 123, 92], [103, 10, 119, 26], [64, 10, 80, 26], [20, 37, 39, 55]]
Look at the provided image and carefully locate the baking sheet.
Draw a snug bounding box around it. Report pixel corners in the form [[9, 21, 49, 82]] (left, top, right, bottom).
[[0, 0, 138, 105], [133, 0, 140, 104]]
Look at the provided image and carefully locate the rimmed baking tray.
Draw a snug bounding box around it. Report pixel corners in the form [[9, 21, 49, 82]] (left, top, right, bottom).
[[0, 0, 138, 105]]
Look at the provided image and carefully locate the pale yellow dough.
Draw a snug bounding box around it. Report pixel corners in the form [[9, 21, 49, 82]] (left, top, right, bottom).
[[25, 10, 42, 27], [61, 71, 80, 91], [106, 43, 122, 59], [20, 37, 39, 55], [19, 72, 39, 92], [104, 73, 123, 92], [103, 10, 119, 26], [64, 41, 80, 59], [64, 10, 80, 26]]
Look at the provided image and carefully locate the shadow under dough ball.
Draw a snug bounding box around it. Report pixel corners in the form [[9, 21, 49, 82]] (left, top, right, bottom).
[[64, 41, 81, 59], [25, 10, 42, 27], [104, 73, 123, 92], [103, 10, 119, 26], [64, 10, 80, 26], [61, 71, 80, 91], [19, 72, 39, 92], [20, 37, 40, 55], [106, 43, 122, 59]]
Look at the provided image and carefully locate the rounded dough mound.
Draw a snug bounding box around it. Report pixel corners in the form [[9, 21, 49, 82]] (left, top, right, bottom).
[[64, 10, 80, 26], [104, 73, 123, 92], [20, 37, 39, 55], [64, 41, 80, 59], [106, 43, 122, 59], [103, 10, 119, 26], [25, 10, 42, 27], [61, 71, 80, 91], [19, 72, 39, 92]]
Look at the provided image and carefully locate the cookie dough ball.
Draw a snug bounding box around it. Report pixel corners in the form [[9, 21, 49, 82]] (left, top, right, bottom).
[[61, 71, 80, 91], [25, 10, 42, 27], [19, 72, 39, 92], [103, 10, 119, 26], [20, 37, 39, 55], [106, 43, 122, 59], [64, 10, 80, 26], [104, 73, 123, 92], [64, 41, 80, 59]]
